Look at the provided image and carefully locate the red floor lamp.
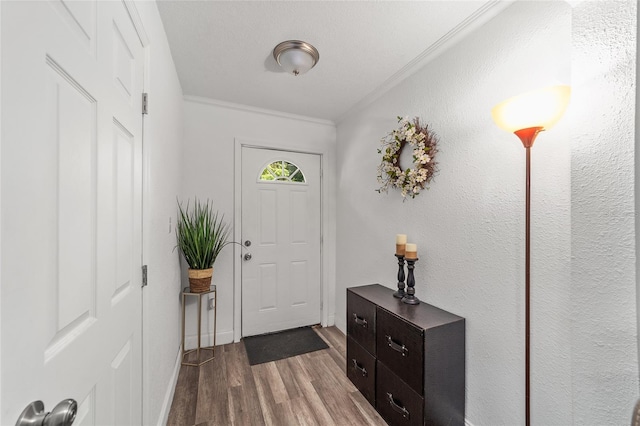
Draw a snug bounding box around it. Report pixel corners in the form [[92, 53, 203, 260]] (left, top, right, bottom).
[[491, 85, 571, 426]]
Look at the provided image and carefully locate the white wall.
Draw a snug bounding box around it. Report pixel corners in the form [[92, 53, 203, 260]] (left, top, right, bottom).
[[570, 1, 639, 424], [335, 1, 619, 425], [181, 98, 336, 343], [136, 3, 184, 426], [637, 0, 640, 376], [0, 1, 3, 418]]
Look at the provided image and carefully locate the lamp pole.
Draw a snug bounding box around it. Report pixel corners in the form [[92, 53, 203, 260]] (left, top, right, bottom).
[[492, 85, 571, 426], [525, 144, 531, 426], [514, 127, 542, 426]]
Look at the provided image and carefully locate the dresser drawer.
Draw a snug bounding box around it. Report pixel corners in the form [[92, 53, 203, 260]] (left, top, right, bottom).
[[376, 307, 424, 395], [347, 336, 376, 406], [347, 290, 376, 355], [376, 361, 424, 426]]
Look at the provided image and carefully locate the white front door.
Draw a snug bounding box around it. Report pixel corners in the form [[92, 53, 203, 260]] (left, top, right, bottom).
[[241, 147, 321, 337], [2, 1, 144, 424]]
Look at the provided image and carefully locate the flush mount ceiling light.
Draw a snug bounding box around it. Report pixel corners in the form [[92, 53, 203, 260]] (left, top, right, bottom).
[[272, 40, 319, 76]]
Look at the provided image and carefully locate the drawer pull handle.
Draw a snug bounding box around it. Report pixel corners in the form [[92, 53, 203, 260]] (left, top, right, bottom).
[[386, 335, 408, 356], [352, 313, 368, 328], [386, 392, 410, 419], [351, 359, 368, 377]]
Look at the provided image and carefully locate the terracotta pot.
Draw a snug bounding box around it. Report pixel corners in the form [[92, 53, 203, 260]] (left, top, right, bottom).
[[188, 268, 213, 293]]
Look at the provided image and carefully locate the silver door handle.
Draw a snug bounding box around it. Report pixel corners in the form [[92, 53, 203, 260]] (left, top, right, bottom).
[[16, 399, 77, 426], [244, 253, 252, 261]]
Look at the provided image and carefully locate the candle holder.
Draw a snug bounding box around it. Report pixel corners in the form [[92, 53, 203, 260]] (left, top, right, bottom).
[[393, 254, 406, 299], [402, 257, 420, 305]]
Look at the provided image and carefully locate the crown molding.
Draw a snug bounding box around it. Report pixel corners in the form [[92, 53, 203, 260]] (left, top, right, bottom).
[[564, 0, 584, 8], [183, 95, 336, 127], [337, 0, 514, 124]]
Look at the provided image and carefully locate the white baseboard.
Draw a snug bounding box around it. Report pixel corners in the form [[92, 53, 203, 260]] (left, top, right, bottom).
[[465, 418, 475, 426], [215, 330, 234, 345], [334, 316, 346, 335], [184, 330, 235, 349], [326, 314, 335, 327], [156, 347, 181, 426]]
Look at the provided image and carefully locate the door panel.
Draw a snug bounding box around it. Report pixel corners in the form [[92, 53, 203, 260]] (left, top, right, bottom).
[[241, 148, 321, 337], [1, 1, 144, 423], [50, 0, 97, 55], [114, 120, 135, 301], [45, 55, 98, 352]]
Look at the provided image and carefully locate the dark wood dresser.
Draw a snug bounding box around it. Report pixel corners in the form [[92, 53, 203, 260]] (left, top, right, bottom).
[[346, 284, 465, 426]]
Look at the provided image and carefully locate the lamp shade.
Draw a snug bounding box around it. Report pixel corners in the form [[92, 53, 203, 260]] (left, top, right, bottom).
[[491, 85, 571, 133], [277, 49, 315, 75], [273, 40, 319, 76]]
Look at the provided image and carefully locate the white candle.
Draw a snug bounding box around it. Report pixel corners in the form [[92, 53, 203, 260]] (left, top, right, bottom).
[[396, 234, 407, 255], [405, 243, 418, 259]]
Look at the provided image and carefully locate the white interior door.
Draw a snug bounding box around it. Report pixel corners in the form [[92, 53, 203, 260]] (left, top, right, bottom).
[[241, 147, 321, 337], [1, 1, 144, 424]]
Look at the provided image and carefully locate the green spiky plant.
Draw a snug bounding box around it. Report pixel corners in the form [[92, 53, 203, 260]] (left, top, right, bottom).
[[176, 199, 232, 270]]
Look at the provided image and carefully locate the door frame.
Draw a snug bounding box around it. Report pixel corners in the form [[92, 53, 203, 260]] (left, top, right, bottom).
[[233, 138, 331, 341], [121, 1, 150, 425], [0, 1, 4, 418]]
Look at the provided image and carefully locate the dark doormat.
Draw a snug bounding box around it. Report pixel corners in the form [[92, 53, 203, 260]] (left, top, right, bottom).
[[243, 326, 329, 366]]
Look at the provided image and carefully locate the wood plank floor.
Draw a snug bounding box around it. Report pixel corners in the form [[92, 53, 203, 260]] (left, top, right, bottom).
[[167, 326, 386, 426]]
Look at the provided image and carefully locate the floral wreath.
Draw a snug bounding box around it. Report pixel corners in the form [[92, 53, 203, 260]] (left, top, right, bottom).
[[377, 116, 439, 199]]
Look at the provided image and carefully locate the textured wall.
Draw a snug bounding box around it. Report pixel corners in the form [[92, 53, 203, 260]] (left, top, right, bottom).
[[335, 2, 573, 425], [136, 3, 185, 425], [570, 1, 639, 424], [181, 99, 336, 343]]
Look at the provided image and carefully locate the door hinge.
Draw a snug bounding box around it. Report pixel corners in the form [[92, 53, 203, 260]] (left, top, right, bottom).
[[142, 265, 148, 287], [142, 93, 149, 115]]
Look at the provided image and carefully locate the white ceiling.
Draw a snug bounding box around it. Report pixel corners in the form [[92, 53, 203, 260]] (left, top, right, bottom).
[[156, 1, 511, 122]]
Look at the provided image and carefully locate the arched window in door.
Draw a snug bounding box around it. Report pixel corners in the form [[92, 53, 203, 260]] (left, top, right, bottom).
[[259, 160, 306, 183]]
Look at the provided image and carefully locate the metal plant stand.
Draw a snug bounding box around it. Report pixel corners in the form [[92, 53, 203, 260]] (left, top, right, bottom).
[[181, 285, 217, 366]]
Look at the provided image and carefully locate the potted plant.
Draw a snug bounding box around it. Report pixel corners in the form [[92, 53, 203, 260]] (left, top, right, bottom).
[[176, 198, 232, 293]]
